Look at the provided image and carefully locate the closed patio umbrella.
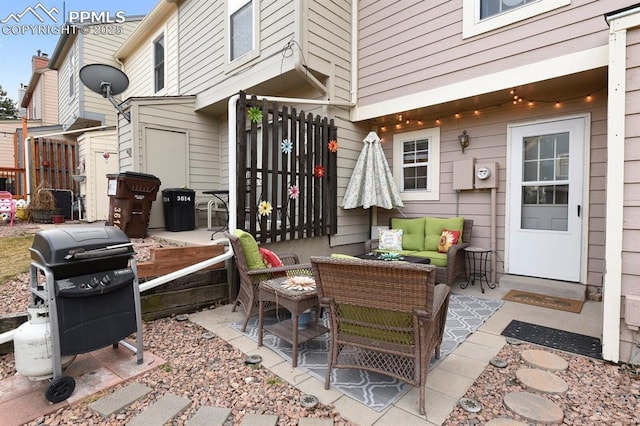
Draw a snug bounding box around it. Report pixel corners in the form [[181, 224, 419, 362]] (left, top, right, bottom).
[[342, 131, 404, 210]]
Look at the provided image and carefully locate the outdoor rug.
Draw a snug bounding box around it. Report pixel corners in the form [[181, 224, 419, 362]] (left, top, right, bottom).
[[501, 319, 602, 359], [502, 289, 584, 313], [230, 294, 503, 412]]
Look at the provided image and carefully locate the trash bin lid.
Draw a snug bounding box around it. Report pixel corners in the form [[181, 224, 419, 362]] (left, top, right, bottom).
[[110, 171, 161, 181]]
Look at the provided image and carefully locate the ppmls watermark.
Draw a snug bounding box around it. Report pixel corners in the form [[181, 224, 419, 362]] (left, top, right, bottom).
[[1, 2, 126, 36]]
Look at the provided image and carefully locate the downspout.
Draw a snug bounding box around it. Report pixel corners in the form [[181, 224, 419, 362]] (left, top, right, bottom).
[[601, 6, 640, 363], [491, 187, 497, 284]]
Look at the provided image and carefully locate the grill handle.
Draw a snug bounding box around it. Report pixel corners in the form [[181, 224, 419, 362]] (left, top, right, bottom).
[[65, 245, 131, 260]]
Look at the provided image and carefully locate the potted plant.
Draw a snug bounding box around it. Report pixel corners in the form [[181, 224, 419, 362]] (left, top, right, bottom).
[[28, 182, 59, 223]]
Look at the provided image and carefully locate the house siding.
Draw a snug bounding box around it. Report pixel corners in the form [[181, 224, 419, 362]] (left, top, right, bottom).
[[374, 95, 607, 289], [122, 11, 180, 98], [357, 0, 630, 108], [56, 41, 78, 126], [42, 71, 58, 125], [621, 25, 640, 364]]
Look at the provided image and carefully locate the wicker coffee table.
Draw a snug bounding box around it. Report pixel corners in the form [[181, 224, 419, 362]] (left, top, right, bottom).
[[258, 276, 328, 367]]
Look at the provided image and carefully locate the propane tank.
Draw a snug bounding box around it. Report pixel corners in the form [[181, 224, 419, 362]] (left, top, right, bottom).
[[13, 305, 75, 380]]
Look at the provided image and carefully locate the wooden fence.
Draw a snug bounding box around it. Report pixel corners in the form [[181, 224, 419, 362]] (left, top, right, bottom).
[[31, 137, 77, 191], [236, 92, 338, 243]]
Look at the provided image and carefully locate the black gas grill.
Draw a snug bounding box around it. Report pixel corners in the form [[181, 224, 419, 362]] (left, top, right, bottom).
[[29, 226, 143, 402]]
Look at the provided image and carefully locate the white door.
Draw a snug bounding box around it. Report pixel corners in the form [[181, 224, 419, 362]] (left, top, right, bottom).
[[144, 128, 188, 229], [507, 116, 587, 282]]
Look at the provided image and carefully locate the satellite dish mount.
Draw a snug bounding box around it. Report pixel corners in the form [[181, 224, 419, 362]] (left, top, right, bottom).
[[79, 64, 131, 122]]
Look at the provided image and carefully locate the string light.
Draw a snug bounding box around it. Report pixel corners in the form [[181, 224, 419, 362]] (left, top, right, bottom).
[[376, 86, 605, 132]]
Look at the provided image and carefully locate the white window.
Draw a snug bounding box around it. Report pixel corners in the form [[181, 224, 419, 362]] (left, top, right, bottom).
[[153, 34, 165, 93], [393, 128, 440, 201], [228, 0, 255, 62], [462, 0, 570, 38], [69, 54, 75, 99]]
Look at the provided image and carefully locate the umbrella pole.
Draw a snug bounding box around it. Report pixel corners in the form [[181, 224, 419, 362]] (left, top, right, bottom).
[[369, 207, 378, 239]]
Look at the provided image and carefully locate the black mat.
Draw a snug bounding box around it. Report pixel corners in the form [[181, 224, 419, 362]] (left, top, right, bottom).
[[501, 320, 602, 359]]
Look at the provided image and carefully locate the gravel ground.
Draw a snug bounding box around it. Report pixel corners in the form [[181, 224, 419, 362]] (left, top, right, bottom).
[[1, 221, 639, 425]]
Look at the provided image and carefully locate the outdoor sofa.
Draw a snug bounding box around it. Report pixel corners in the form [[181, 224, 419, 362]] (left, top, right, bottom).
[[365, 216, 473, 287]]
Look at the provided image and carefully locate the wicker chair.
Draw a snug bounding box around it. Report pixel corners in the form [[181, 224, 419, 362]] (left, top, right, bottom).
[[225, 231, 313, 332], [310, 256, 450, 416]]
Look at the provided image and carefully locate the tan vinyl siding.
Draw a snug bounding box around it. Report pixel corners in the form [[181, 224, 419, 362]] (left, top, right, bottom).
[[357, 0, 630, 107], [127, 97, 221, 193], [122, 12, 180, 97], [374, 96, 607, 285], [57, 42, 78, 126], [42, 71, 58, 125], [177, 1, 227, 95], [0, 121, 20, 168], [178, 0, 295, 99], [307, 0, 352, 101], [621, 25, 640, 363]]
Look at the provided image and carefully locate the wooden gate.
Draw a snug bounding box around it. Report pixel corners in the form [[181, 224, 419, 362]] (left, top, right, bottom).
[[237, 92, 338, 243], [31, 137, 77, 191]]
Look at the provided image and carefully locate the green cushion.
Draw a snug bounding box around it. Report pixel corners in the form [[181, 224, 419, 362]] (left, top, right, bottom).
[[233, 229, 266, 269], [425, 217, 464, 251], [330, 253, 359, 259], [390, 217, 426, 251], [338, 305, 414, 345], [411, 250, 448, 267]]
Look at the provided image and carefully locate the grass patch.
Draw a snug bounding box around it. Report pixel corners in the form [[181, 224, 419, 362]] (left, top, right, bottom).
[[0, 235, 34, 283]]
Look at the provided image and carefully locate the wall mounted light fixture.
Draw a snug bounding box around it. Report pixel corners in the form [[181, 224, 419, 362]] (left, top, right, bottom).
[[458, 130, 469, 153]]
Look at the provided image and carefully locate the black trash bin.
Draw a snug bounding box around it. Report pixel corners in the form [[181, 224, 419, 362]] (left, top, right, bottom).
[[106, 172, 161, 238], [162, 188, 195, 231]]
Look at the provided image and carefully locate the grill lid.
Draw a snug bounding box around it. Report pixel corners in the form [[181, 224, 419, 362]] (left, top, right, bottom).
[[30, 226, 134, 267]]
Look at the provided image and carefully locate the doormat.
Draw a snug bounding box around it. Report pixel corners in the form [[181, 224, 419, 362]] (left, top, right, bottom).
[[501, 320, 602, 359], [502, 289, 584, 313]]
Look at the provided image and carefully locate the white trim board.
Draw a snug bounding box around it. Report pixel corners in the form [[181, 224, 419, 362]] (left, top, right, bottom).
[[353, 46, 608, 122]]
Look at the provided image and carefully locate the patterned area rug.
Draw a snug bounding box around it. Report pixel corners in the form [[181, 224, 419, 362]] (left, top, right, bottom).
[[231, 294, 503, 412]]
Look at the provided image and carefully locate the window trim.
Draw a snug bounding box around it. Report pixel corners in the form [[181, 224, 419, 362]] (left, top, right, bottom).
[[68, 53, 75, 100], [392, 128, 440, 201], [226, 0, 259, 68], [462, 0, 570, 39]]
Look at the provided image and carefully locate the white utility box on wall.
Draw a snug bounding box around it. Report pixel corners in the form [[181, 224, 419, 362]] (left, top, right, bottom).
[[625, 295, 640, 330]]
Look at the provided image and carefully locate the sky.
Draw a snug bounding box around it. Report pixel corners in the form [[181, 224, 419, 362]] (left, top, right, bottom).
[[0, 0, 159, 103]]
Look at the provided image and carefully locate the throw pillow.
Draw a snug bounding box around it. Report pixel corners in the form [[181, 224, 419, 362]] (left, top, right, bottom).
[[425, 216, 464, 251], [378, 228, 403, 251], [233, 229, 267, 269], [259, 247, 284, 268], [438, 228, 461, 253]]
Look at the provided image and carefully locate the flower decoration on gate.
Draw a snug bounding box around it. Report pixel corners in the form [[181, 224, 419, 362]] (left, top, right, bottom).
[[281, 139, 293, 154], [328, 139, 338, 153], [258, 200, 273, 216], [248, 106, 263, 123], [313, 165, 325, 178], [288, 185, 299, 200]]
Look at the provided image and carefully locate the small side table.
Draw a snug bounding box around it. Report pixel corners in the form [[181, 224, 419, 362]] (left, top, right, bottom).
[[462, 247, 495, 293], [258, 276, 328, 367]]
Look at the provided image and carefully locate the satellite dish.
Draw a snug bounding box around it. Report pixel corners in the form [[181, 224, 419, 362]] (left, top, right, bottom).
[[79, 64, 131, 121]]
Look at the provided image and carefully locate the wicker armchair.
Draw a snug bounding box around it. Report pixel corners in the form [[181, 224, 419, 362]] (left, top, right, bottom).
[[310, 256, 450, 415], [225, 231, 312, 331], [365, 219, 473, 287]]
